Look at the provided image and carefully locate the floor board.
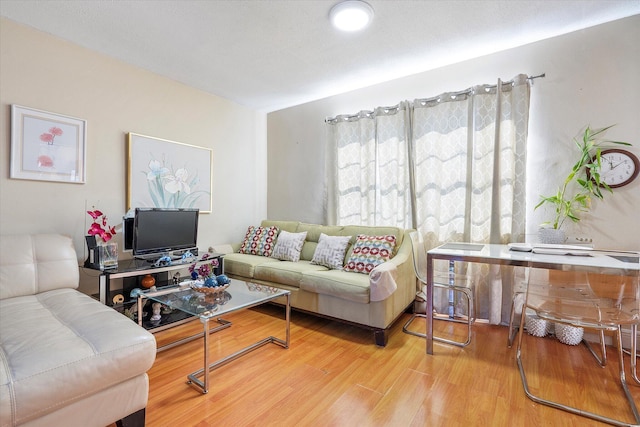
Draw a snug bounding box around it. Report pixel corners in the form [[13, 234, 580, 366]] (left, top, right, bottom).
[[111, 304, 639, 426]]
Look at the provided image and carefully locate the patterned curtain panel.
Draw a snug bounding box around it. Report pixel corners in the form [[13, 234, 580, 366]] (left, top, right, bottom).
[[326, 74, 531, 324], [412, 75, 530, 323], [329, 105, 412, 228]]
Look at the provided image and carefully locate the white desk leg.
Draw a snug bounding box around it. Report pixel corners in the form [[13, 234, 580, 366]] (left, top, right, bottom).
[[426, 253, 434, 355]]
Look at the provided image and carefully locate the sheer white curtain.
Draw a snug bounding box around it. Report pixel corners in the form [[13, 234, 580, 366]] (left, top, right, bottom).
[[326, 74, 531, 323], [412, 75, 530, 323], [327, 105, 412, 228]]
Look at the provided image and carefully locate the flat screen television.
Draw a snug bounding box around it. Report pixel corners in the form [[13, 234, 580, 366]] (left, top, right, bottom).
[[132, 208, 199, 260]]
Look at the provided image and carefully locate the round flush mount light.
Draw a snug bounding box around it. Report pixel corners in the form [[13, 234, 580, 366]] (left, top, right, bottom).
[[330, 0, 374, 32]]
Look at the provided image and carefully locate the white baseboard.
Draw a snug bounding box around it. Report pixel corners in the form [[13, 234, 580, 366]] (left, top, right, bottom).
[[621, 327, 639, 350], [584, 328, 638, 350]]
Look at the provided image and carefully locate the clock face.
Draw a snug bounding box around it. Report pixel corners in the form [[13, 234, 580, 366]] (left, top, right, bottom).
[[597, 149, 639, 188]]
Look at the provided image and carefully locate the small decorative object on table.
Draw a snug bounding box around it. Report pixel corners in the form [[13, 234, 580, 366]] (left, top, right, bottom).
[[85, 208, 118, 270], [150, 302, 162, 322], [189, 257, 227, 294], [555, 323, 584, 345], [141, 274, 156, 289], [525, 314, 550, 337]]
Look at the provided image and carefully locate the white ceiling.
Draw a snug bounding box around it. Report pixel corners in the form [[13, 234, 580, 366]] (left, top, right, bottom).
[[1, 1, 639, 112]]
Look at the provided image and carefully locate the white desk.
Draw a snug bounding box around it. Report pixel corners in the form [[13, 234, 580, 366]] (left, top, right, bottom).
[[425, 243, 640, 355]]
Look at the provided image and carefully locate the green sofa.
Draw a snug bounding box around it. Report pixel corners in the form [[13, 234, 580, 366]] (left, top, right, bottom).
[[222, 220, 416, 346]]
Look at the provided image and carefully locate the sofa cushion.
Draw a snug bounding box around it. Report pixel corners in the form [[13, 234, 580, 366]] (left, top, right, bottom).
[[0, 288, 156, 426], [0, 234, 79, 300], [344, 234, 397, 274], [271, 230, 307, 262], [239, 225, 279, 257], [261, 220, 299, 233], [223, 252, 281, 278], [300, 269, 371, 303], [295, 223, 343, 261], [342, 225, 403, 259], [310, 233, 352, 270], [254, 260, 327, 288]]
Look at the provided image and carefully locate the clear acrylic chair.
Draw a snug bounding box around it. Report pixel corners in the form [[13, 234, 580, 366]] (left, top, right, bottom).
[[507, 267, 528, 347], [508, 268, 608, 364], [402, 231, 475, 347], [515, 267, 640, 426]]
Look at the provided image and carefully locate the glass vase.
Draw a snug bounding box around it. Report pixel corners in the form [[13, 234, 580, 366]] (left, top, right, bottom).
[[99, 242, 118, 270]]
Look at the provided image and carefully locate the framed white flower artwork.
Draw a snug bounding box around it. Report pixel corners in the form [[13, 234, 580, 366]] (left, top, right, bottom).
[[10, 105, 87, 183], [127, 133, 212, 213]]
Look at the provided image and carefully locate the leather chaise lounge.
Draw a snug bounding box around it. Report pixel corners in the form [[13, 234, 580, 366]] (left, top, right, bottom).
[[0, 234, 157, 427]]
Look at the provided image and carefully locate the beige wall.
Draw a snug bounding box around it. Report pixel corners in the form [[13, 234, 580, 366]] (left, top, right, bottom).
[[267, 15, 640, 251], [0, 18, 268, 264]]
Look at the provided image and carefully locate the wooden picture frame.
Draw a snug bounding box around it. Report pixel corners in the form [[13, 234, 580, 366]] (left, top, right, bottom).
[[127, 133, 212, 213], [10, 105, 87, 183]]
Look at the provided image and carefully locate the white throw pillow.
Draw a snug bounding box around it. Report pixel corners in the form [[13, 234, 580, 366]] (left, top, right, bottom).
[[271, 230, 308, 262], [310, 233, 352, 270]]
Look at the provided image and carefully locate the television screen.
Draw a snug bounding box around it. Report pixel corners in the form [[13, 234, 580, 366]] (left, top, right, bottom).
[[132, 208, 199, 259]]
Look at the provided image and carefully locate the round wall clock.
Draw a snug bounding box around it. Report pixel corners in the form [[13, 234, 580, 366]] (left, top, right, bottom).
[[596, 148, 639, 188]]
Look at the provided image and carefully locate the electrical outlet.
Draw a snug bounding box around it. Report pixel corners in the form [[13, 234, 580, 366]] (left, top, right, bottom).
[[565, 235, 593, 245]]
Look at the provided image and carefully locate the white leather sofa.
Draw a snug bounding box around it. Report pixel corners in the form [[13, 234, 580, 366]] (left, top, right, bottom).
[[0, 234, 157, 427]]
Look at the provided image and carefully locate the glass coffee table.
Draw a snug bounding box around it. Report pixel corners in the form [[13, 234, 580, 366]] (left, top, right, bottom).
[[138, 279, 290, 394]]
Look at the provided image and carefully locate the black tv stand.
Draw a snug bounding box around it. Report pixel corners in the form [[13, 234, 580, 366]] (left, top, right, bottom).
[[134, 248, 199, 264], [87, 254, 222, 306]]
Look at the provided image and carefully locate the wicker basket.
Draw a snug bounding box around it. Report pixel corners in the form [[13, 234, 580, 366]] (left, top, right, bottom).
[[525, 315, 550, 337], [555, 323, 584, 345]]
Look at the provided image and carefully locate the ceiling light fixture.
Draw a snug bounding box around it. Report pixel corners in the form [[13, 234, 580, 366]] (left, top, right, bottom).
[[330, 0, 374, 32]]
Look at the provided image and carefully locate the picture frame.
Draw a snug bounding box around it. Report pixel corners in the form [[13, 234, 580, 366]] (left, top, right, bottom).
[[127, 133, 213, 213], [10, 104, 87, 183]]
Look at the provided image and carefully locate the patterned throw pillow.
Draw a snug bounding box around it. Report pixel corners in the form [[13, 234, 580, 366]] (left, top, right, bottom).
[[238, 226, 279, 257], [310, 233, 352, 270], [271, 230, 308, 262], [344, 234, 397, 274]]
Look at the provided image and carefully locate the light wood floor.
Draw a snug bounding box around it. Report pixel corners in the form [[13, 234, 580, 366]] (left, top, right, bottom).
[[125, 305, 639, 426]]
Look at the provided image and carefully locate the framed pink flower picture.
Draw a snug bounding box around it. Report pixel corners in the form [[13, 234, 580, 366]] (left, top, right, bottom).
[[10, 105, 87, 183]]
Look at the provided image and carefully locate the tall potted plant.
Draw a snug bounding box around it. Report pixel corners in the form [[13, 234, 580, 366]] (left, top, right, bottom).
[[535, 125, 630, 243]]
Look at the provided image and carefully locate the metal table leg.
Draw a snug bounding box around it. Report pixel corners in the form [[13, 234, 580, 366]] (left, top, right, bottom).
[[187, 293, 291, 394], [426, 253, 434, 355]]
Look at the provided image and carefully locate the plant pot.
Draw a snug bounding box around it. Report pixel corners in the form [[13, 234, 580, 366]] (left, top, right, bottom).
[[538, 228, 566, 244]]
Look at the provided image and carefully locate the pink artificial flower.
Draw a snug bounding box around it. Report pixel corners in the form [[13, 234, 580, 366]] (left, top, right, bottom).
[[197, 264, 212, 278], [49, 127, 63, 136], [37, 155, 54, 167], [87, 222, 104, 236], [87, 209, 103, 220], [86, 209, 116, 243], [40, 133, 54, 143]]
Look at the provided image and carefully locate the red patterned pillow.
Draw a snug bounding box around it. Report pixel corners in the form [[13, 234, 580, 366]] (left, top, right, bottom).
[[344, 234, 397, 274], [238, 226, 279, 257]]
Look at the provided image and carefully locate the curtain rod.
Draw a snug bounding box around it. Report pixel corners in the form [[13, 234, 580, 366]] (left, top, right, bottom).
[[529, 72, 546, 81], [326, 73, 546, 124], [414, 73, 546, 105]]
